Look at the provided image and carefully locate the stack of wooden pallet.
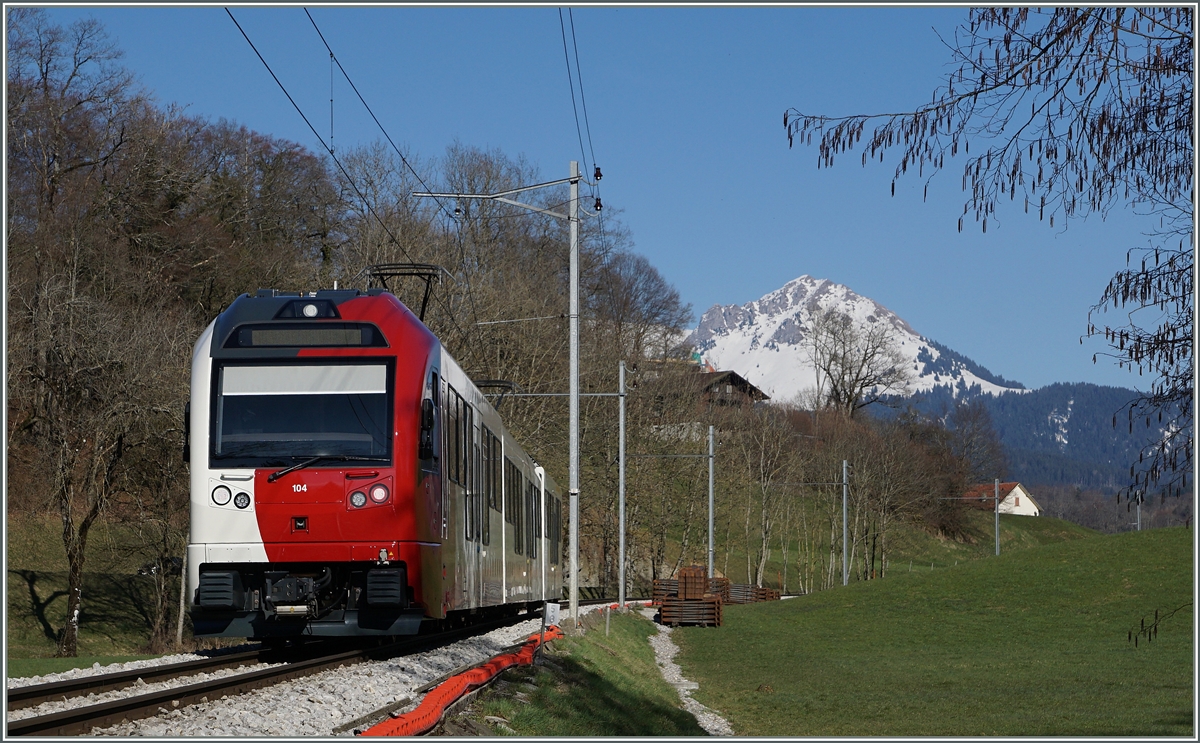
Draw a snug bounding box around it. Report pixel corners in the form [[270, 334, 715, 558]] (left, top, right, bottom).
[[660, 593, 722, 627], [727, 583, 783, 604], [707, 576, 731, 603], [651, 579, 678, 605], [659, 566, 723, 627], [677, 566, 707, 599], [753, 586, 781, 602]]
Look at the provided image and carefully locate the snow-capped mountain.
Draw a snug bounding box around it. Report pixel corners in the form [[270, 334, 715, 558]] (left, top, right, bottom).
[[686, 275, 1025, 402]]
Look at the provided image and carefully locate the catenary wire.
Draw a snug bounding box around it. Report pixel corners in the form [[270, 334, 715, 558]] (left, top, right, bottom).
[[303, 8, 458, 225], [568, 9, 598, 172], [555, 9, 614, 277], [558, 8, 590, 180], [304, 9, 495, 338], [300, 9, 481, 340], [227, 8, 479, 350], [226, 8, 416, 267]]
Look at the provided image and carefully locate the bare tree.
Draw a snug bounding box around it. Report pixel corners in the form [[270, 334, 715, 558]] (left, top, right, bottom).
[[785, 8, 1192, 500], [948, 399, 1008, 484], [805, 309, 913, 416]]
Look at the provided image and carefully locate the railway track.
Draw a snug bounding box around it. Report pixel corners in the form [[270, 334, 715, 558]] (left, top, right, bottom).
[[7, 598, 632, 737], [7, 646, 273, 712], [6, 612, 534, 737]]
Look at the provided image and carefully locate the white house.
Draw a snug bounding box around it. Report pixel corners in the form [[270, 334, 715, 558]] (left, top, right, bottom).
[[963, 482, 1042, 516]]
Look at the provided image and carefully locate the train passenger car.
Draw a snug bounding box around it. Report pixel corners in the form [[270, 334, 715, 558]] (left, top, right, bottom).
[[186, 287, 563, 639]]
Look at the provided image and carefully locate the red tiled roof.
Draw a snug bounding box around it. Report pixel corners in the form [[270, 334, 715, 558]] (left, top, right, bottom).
[[962, 481, 1020, 510]]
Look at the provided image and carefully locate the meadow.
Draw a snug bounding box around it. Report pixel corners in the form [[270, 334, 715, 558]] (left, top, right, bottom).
[[673, 526, 1193, 736]]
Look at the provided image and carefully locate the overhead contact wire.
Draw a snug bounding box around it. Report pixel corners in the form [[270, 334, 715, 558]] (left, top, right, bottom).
[[559, 9, 614, 283], [225, 8, 417, 268], [303, 8, 457, 224], [302, 8, 479, 344]]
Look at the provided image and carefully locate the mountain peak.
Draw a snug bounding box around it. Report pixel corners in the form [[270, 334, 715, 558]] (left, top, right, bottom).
[[685, 275, 1023, 402]]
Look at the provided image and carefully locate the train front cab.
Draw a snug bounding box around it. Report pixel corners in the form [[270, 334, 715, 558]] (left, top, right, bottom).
[[187, 290, 435, 639]]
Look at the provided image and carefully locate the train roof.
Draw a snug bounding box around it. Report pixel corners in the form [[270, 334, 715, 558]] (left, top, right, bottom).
[[209, 288, 430, 359]]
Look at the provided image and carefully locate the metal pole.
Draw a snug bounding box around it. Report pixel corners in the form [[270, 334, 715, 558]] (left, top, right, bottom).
[[175, 551, 187, 649], [708, 425, 715, 580], [568, 161, 580, 629], [618, 361, 627, 609], [994, 478, 1000, 556], [842, 460, 848, 586], [1137, 500, 1141, 531]]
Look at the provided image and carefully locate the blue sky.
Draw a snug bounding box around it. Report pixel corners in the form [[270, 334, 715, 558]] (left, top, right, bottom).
[[32, 5, 1154, 392]]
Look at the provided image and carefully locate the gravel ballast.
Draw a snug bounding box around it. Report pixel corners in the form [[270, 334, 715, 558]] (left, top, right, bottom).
[[8, 604, 731, 737], [7, 619, 547, 737]]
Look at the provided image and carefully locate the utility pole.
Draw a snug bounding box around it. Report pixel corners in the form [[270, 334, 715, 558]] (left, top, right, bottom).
[[618, 361, 627, 608], [708, 425, 715, 580], [842, 460, 849, 586], [568, 161, 580, 629], [994, 478, 1000, 556], [414, 160, 587, 628]]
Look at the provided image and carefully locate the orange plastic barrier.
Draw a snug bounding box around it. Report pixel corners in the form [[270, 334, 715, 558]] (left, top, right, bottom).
[[360, 625, 564, 737]]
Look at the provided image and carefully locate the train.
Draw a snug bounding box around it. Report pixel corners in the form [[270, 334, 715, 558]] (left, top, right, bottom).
[[185, 286, 563, 639]]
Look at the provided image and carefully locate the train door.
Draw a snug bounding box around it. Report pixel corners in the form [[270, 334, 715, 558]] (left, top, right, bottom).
[[481, 428, 498, 605], [525, 477, 537, 600], [499, 445, 507, 602], [422, 371, 442, 540], [440, 379, 451, 542], [471, 425, 483, 608], [458, 396, 477, 610], [535, 466, 546, 601]]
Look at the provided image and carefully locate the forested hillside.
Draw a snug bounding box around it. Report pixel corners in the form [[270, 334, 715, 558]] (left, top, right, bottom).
[[883, 381, 1159, 491]]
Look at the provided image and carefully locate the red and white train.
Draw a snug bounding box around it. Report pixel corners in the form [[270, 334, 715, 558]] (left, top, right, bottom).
[[186, 287, 562, 638]]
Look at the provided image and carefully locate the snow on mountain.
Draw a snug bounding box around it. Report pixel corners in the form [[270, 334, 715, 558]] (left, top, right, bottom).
[[685, 275, 1025, 403]]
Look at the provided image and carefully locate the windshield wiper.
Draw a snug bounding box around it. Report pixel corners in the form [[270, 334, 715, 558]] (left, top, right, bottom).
[[266, 455, 389, 483]]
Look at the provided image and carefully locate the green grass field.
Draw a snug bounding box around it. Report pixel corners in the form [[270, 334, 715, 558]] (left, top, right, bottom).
[[673, 526, 1193, 736], [884, 509, 1099, 570], [6, 514, 181, 672], [466, 610, 706, 736], [666, 510, 1098, 594]]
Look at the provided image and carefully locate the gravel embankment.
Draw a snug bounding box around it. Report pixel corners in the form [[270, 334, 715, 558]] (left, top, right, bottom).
[[641, 607, 734, 736], [7, 619, 547, 737], [8, 604, 728, 737]]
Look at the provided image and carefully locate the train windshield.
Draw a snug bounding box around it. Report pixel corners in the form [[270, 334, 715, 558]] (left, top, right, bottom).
[[211, 362, 392, 467]]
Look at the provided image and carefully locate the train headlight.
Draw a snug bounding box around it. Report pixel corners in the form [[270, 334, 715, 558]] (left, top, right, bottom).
[[302, 303, 319, 318], [233, 492, 251, 509], [211, 485, 232, 506], [369, 484, 390, 504], [350, 491, 367, 508]]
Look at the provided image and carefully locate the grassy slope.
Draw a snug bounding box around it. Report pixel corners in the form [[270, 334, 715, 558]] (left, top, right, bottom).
[[465, 610, 706, 736], [699, 510, 1097, 594], [6, 514, 165, 666], [883, 510, 1099, 570], [673, 526, 1193, 736], [3, 507, 1095, 666]]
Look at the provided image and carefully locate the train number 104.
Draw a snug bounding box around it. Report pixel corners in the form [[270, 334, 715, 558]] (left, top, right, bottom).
[[292, 484, 307, 492]]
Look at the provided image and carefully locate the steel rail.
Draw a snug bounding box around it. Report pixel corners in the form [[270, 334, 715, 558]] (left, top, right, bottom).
[[6, 647, 271, 711], [6, 613, 529, 737]]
